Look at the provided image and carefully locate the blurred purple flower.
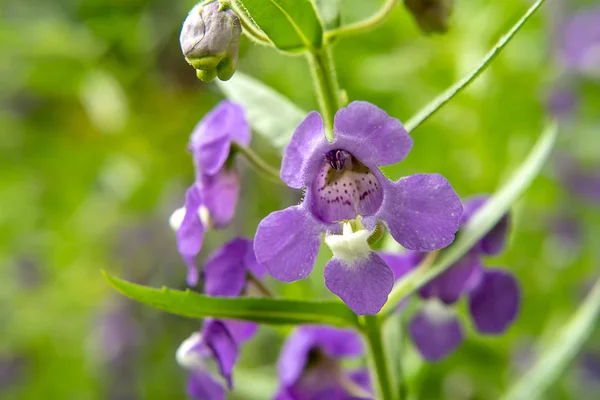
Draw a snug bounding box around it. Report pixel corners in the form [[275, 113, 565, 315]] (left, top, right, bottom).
[[557, 6, 600, 77], [381, 195, 520, 361], [255, 101, 462, 315], [546, 87, 577, 118], [275, 325, 371, 400], [555, 154, 600, 204], [177, 319, 256, 400], [171, 101, 250, 286]]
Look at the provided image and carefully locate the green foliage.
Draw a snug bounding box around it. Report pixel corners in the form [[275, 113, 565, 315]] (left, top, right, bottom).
[[104, 271, 359, 327], [232, 0, 323, 51]]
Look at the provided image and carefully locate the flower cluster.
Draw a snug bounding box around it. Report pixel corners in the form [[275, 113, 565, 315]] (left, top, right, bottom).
[[255, 101, 462, 314], [381, 196, 520, 361]]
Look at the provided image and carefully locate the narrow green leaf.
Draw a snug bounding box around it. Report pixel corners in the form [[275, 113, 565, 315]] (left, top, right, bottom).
[[404, 0, 547, 133], [315, 0, 341, 29], [381, 121, 558, 315], [232, 0, 323, 52], [217, 72, 306, 151], [502, 278, 600, 400], [103, 271, 359, 327]]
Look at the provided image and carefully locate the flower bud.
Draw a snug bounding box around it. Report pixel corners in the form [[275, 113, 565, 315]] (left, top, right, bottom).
[[180, 2, 242, 82], [404, 0, 454, 34]]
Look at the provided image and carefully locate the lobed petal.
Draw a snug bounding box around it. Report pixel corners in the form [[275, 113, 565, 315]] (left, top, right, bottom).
[[333, 101, 413, 167], [468, 268, 520, 334], [377, 173, 462, 251], [280, 111, 327, 189], [203, 319, 238, 389], [187, 370, 225, 400], [379, 251, 422, 281], [254, 205, 323, 282], [177, 184, 205, 286], [324, 253, 394, 315], [409, 305, 463, 362], [199, 168, 240, 229]]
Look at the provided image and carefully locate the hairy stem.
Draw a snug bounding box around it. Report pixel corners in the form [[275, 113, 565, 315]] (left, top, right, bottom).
[[325, 0, 398, 42], [362, 315, 395, 400], [307, 47, 341, 141]]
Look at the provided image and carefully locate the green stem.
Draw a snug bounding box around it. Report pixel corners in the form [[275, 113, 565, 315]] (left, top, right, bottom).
[[307, 47, 340, 141], [362, 315, 395, 400], [231, 142, 283, 184], [324, 0, 398, 42]]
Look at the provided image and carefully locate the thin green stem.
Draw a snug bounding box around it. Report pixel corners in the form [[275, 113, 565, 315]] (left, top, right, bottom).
[[307, 47, 340, 141], [247, 272, 273, 297], [362, 315, 395, 400], [228, 0, 272, 45], [231, 142, 283, 184], [325, 0, 398, 42]]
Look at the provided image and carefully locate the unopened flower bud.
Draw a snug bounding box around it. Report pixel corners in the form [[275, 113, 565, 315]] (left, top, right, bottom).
[[180, 2, 242, 82], [404, 0, 454, 34]]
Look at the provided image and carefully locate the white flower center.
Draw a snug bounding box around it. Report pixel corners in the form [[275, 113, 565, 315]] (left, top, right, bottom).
[[325, 222, 372, 265], [422, 298, 456, 325], [169, 207, 186, 231], [198, 205, 211, 227], [176, 332, 205, 370]]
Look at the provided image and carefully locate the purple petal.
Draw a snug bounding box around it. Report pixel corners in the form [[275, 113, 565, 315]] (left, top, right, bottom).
[[324, 253, 394, 315], [409, 305, 463, 362], [376, 173, 462, 251], [243, 240, 266, 279], [199, 168, 239, 229], [190, 101, 250, 176], [254, 205, 323, 282], [468, 269, 520, 334], [309, 326, 363, 358], [461, 195, 510, 256], [557, 8, 600, 74], [278, 327, 316, 386], [378, 251, 422, 281], [203, 319, 238, 389], [177, 184, 205, 286], [204, 238, 250, 297], [333, 101, 413, 167], [221, 320, 258, 345], [348, 369, 372, 396], [280, 111, 327, 189], [419, 251, 483, 304], [187, 370, 225, 400]]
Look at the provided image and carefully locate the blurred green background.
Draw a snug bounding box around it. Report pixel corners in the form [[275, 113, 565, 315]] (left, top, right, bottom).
[[1, 0, 598, 399]]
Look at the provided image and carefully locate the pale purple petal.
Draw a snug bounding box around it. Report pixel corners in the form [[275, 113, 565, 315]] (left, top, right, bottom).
[[333, 101, 413, 167], [348, 369, 372, 396], [409, 307, 463, 362], [278, 327, 316, 386], [254, 205, 323, 282], [243, 241, 266, 278], [203, 319, 238, 388], [281, 111, 327, 189], [187, 370, 225, 400], [200, 168, 239, 229], [419, 251, 483, 304], [310, 326, 363, 358], [468, 269, 520, 334], [189, 101, 249, 176], [204, 238, 250, 297], [324, 253, 394, 315], [461, 195, 510, 256], [177, 184, 205, 286], [222, 319, 258, 345], [378, 251, 422, 281], [376, 173, 462, 251], [557, 8, 600, 74]]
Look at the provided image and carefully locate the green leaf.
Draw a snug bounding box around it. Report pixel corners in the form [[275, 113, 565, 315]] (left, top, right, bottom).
[[217, 72, 306, 151], [381, 121, 558, 315], [404, 0, 547, 133], [315, 0, 341, 29], [502, 278, 600, 400], [103, 271, 359, 327], [232, 0, 323, 52]]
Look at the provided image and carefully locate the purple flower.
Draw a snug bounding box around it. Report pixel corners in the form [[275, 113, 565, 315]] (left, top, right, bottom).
[[170, 101, 250, 286], [556, 6, 600, 77], [254, 101, 462, 314], [177, 319, 256, 400], [555, 153, 600, 204], [381, 195, 520, 361], [275, 325, 372, 400]]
